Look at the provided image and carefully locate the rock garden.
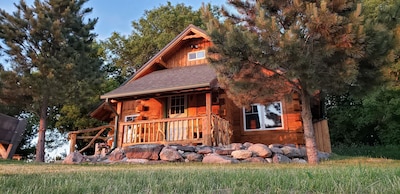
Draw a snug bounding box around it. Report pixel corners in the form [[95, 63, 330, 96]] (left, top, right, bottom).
[[63, 142, 330, 164]]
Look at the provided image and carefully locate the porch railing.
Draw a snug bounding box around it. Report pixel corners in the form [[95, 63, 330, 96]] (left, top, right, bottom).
[[211, 113, 232, 146], [68, 125, 114, 154], [121, 116, 206, 146]]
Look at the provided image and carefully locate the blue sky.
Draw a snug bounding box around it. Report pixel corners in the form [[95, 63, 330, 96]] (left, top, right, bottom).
[[0, 0, 227, 40]]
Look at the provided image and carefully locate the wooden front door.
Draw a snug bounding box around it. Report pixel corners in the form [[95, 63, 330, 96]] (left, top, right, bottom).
[[167, 95, 188, 141]]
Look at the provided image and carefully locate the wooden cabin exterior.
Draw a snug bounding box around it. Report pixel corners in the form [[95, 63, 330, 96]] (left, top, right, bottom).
[[86, 25, 326, 151]]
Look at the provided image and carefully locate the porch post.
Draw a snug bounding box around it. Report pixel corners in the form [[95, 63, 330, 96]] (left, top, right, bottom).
[[203, 92, 212, 145], [116, 102, 123, 147], [69, 133, 77, 153]]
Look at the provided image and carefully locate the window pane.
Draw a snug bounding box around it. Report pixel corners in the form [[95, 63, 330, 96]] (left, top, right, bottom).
[[197, 50, 205, 58], [264, 102, 282, 128], [245, 114, 260, 129], [188, 53, 196, 60]]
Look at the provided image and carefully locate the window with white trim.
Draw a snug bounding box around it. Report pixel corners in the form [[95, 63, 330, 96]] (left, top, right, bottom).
[[188, 50, 205, 61], [169, 95, 186, 115], [125, 114, 140, 122], [243, 101, 283, 131]]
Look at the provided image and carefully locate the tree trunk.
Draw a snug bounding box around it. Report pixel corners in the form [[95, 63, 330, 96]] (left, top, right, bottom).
[[300, 91, 319, 164], [35, 98, 48, 162]]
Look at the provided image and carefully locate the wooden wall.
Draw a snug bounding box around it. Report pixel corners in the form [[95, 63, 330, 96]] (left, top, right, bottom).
[[222, 93, 305, 145], [165, 39, 212, 68]]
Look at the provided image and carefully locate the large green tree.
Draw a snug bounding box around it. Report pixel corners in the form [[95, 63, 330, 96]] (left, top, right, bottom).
[[204, 0, 368, 164], [0, 0, 103, 162], [327, 0, 400, 146], [101, 2, 204, 83]]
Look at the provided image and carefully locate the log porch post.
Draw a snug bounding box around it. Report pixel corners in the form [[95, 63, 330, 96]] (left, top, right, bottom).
[[203, 92, 212, 145], [116, 102, 123, 147], [69, 133, 77, 153]]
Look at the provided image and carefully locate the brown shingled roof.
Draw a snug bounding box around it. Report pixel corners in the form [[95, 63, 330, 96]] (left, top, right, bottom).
[[101, 64, 217, 99]]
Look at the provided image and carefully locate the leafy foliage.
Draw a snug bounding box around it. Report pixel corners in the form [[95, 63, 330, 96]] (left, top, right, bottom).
[[204, 0, 368, 164], [327, 0, 400, 146], [0, 0, 104, 161], [100, 2, 204, 83]]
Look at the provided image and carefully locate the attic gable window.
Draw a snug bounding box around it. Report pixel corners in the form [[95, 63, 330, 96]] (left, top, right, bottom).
[[243, 102, 284, 131], [188, 50, 205, 61]]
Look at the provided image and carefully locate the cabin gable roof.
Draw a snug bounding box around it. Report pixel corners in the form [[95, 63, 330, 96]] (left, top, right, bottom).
[[130, 24, 210, 82], [100, 25, 216, 100]]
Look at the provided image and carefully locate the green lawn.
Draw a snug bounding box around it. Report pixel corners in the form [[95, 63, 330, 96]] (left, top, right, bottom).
[[1, 156, 399, 194]]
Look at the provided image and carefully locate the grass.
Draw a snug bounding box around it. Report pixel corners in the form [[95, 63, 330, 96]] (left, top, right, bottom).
[[1, 145, 400, 194]]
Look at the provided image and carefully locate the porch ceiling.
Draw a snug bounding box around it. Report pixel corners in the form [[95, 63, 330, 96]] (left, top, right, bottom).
[[101, 64, 218, 99]]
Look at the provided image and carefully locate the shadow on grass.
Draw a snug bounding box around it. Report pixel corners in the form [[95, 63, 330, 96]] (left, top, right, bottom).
[[330, 144, 400, 160]]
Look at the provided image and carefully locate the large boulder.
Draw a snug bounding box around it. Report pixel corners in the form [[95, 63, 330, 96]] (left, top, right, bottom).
[[63, 152, 84, 164], [281, 146, 303, 158], [202, 153, 239, 164], [227, 143, 243, 150], [159, 147, 183, 162], [231, 150, 253, 160], [248, 144, 272, 158], [214, 148, 234, 155], [184, 152, 203, 162], [272, 153, 291, 164], [108, 148, 125, 161], [196, 146, 213, 154], [172, 145, 196, 152], [123, 144, 164, 160]]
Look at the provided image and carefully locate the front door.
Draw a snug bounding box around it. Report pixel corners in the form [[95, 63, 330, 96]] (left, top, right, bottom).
[[167, 95, 187, 141]]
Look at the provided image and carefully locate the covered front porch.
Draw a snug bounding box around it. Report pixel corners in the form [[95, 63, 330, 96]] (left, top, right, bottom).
[[68, 113, 231, 154]]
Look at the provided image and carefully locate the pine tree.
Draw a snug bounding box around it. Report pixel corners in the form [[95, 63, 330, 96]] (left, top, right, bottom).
[[203, 0, 366, 164], [0, 0, 103, 162]]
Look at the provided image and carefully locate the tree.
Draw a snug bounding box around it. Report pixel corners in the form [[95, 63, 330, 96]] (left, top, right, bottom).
[[327, 0, 400, 146], [101, 2, 204, 83], [204, 0, 368, 164], [0, 0, 103, 162]]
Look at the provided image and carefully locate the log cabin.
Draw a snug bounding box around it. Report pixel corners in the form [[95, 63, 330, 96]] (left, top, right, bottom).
[[82, 25, 329, 152]]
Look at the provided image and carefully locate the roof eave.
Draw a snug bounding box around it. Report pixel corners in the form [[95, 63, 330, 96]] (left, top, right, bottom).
[[100, 83, 212, 100]]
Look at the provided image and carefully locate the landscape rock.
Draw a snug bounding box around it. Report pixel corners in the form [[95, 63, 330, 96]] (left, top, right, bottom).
[[272, 153, 291, 164], [214, 148, 234, 155], [231, 150, 253, 159], [202, 153, 239, 164], [269, 144, 284, 148], [124, 144, 164, 160], [281, 146, 303, 158], [243, 157, 266, 163], [270, 147, 283, 154], [243, 142, 254, 149], [159, 147, 183, 162], [196, 146, 213, 154], [184, 152, 203, 162], [62, 152, 85, 164], [172, 145, 195, 152], [248, 144, 272, 158], [62, 142, 328, 165], [227, 143, 243, 150], [318, 151, 330, 161], [292, 158, 307, 164], [108, 148, 125, 161]]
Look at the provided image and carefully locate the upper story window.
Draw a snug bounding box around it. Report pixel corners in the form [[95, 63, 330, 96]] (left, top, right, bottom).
[[243, 102, 283, 131], [188, 50, 206, 61]]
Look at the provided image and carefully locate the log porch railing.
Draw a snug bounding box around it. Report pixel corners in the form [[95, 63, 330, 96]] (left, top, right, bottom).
[[211, 113, 232, 146], [121, 116, 206, 146], [68, 115, 232, 153], [68, 125, 114, 154]]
